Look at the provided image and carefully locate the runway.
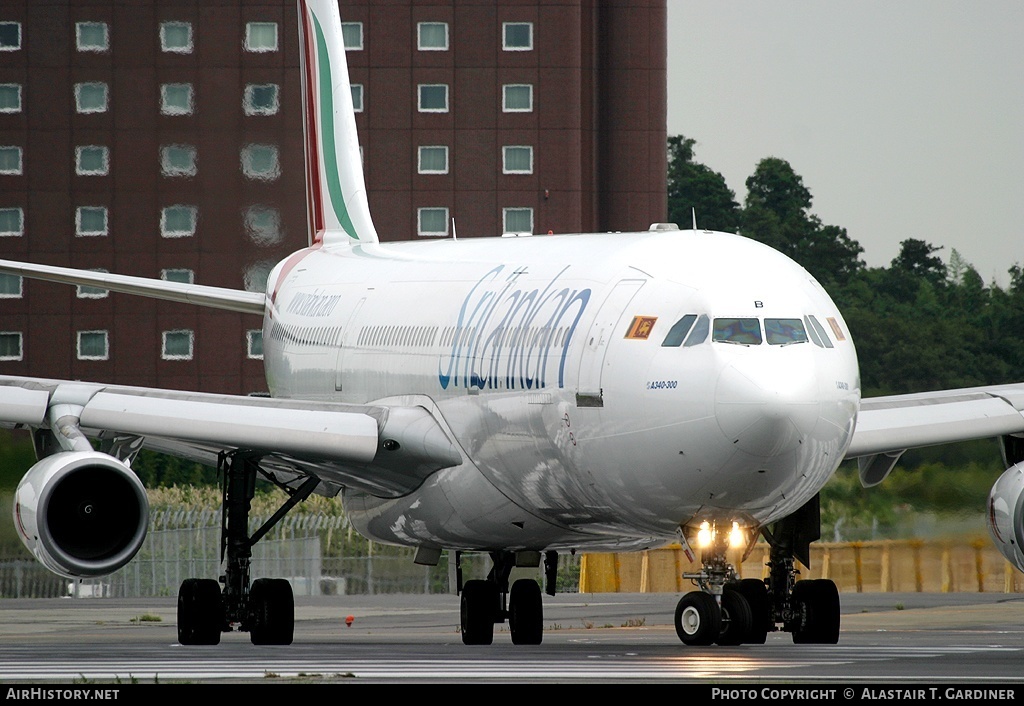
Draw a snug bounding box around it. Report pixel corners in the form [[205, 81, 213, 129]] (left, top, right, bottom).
[[1, 592, 1023, 685]]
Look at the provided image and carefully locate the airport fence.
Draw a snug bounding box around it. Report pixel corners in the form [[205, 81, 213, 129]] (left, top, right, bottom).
[[0, 508, 580, 599]]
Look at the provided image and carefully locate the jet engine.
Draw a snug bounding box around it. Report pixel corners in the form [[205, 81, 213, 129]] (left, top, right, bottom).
[[12, 451, 149, 579], [987, 461, 1024, 573]]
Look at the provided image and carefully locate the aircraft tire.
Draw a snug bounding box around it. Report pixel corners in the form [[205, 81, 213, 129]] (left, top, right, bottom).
[[733, 578, 771, 644], [177, 578, 222, 646], [715, 587, 753, 646], [509, 578, 543, 645], [674, 591, 721, 646], [792, 578, 840, 644], [249, 578, 295, 646], [461, 579, 497, 645]]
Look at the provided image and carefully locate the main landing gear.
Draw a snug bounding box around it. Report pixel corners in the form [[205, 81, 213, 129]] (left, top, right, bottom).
[[675, 496, 840, 646], [177, 452, 320, 646], [458, 550, 557, 645]]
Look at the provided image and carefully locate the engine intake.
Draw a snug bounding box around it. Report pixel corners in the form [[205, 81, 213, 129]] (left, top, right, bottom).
[[13, 451, 149, 579], [987, 461, 1024, 573]]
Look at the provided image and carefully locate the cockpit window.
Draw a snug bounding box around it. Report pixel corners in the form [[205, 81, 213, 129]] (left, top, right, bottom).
[[683, 314, 709, 347], [712, 318, 762, 345], [765, 318, 808, 345], [661, 314, 697, 347], [805, 315, 834, 349]]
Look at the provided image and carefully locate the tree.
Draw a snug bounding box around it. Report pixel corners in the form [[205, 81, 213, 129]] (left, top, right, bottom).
[[666, 135, 741, 233], [741, 157, 863, 287]]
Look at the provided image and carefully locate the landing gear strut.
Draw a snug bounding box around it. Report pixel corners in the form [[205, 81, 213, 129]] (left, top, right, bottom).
[[177, 451, 319, 646], [674, 495, 840, 646], [458, 550, 547, 646]]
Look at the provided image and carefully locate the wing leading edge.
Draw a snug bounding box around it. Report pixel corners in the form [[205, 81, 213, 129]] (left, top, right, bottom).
[[846, 383, 1024, 486], [0, 376, 462, 498]]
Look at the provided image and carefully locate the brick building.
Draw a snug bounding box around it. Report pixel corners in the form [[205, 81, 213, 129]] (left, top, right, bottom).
[[0, 1, 667, 394]]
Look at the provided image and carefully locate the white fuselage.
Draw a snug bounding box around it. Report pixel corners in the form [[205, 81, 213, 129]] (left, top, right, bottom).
[[261, 229, 861, 553]]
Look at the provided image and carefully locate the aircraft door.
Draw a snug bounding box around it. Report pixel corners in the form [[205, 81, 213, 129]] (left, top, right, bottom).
[[576, 279, 645, 404], [334, 297, 366, 391]]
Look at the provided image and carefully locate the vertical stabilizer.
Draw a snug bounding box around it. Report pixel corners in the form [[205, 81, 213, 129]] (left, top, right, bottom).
[[297, 0, 379, 245]]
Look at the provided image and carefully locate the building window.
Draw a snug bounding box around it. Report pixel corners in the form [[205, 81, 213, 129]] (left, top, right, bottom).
[[75, 82, 108, 113], [77, 330, 109, 360], [418, 22, 448, 51], [0, 84, 22, 113], [241, 144, 280, 181], [0, 146, 22, 175], [503, 22, 533, 51], [245, 22, 278, 52], [351, 84, 363, 112], [160, 83, 193, 115], [161, 205, 197, 237], [76, 22, 108, 52], [417, 207, 449, 237], [0, 22, 20, 50], [503, 207, 533, 234], [161, 268, 194, 284], [417, 146, 448, 175], [0, 273, 22, 298], [161, 144, 197, 177], [243, 84, 278, 115], [418, 84, 448, 113], [341, 22, 362, 51], [75, 145, 109, 176], [244, 206, 283, 246], [244, 261, 274, 293], [76, 269, 108, 299], [162, 330, 194, 360], [161, 22, 192, 53], [502, 84, 533, 112], [76, 206, 108, 236], [0, 207, 23, 236], [247, 330, 264, 359], [0, 332, 23, 361], [502, 146, 533, 174]]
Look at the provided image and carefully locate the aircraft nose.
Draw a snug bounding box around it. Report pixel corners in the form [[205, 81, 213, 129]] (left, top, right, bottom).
[[714, 352, 821, 456]]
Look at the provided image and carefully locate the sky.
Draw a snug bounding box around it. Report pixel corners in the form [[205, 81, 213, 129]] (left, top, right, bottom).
[[666, 1, 1024, 287]]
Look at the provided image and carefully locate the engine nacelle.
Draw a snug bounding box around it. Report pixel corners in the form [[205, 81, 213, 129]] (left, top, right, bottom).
[[12, 451, 149, 579], [987, 462, 1024, 572]]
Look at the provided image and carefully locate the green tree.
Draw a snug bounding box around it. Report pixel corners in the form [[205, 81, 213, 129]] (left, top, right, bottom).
[[666, 135, 741, 233], [741, 157, 863, 287]]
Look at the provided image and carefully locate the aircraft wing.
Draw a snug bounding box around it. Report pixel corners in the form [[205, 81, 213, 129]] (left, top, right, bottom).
[[0, 375, 462, 498], [845, 382, 1024, 486], [0, 258, 266, 315]]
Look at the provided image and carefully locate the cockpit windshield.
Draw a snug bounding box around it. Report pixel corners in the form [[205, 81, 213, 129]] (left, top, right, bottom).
[[765, 318, 808, 345], [712, 318, 762, 345]]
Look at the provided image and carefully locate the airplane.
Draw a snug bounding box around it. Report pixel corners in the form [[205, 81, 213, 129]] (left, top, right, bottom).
[[3, 0, 1024, 648]]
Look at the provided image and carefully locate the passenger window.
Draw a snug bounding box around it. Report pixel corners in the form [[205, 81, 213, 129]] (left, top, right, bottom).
[[713, 318, 762, 345], [806, 315, 834, 349], [683, 314, 710, 347], [661, 314, 697, 347], [765, 318, 808, 345]]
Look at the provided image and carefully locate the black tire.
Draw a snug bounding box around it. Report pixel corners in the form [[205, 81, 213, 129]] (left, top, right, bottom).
[[716, 587, 753, 646], [509, 578, 543, 645], [177, 578, 222, 646], [461, 579, 498, 645], [733, 578, 771, 644], [249, 578, 295, 646], [674, 591, 721, 646], [792, 578, 840, 644]]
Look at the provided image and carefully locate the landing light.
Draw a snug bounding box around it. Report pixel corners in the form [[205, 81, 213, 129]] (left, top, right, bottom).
[[729, 521, 745, 549], [696, 521, 713, 548]]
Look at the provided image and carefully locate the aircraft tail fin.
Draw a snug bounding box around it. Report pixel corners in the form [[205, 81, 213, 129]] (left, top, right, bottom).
[[297, 0, 379, 246]]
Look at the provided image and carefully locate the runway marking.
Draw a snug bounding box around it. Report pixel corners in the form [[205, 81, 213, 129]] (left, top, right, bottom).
[[0, 646, 1020, 682]]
